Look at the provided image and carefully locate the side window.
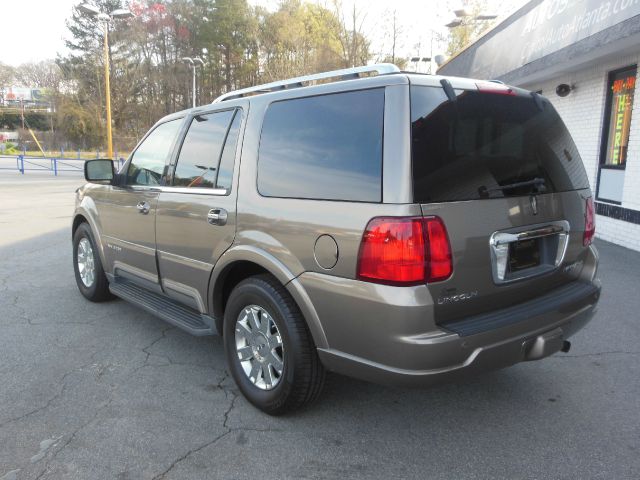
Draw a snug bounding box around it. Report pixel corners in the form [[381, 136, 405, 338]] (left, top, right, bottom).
[[257, 88, 384, 202], [216, 110, 242, 192], [127, 119, 182, 186], [173, 110, 235, 188]]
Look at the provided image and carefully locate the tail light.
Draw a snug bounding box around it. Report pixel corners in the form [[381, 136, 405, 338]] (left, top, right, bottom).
[[584, 197, 595, 246], [356, 216, 452, 286]]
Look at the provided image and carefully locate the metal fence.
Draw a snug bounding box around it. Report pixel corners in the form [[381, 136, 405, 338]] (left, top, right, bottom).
[[0, 155, 126, 176]]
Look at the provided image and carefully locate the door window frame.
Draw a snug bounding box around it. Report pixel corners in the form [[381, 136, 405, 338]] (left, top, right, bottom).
[[162, 105, 246, 197], [120, 116, 186, 189], [166, 106, 241, 195]]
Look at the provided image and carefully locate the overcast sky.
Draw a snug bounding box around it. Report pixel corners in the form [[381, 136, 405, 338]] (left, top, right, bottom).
[[0, 0, 528, 67]]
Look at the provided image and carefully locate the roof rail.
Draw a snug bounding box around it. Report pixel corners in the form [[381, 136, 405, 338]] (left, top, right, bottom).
[[212, 63, 401, 103]]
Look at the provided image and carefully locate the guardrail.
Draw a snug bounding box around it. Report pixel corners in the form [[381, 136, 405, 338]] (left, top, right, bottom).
[[0, 155, 126, 176]]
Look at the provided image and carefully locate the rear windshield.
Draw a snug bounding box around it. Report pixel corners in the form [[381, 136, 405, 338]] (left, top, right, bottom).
[[411, 85, 589, 203]]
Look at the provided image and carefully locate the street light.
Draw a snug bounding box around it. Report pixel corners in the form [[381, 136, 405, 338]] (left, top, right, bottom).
[[78, 3, 134, 159], [182, 57, 205, 108], [445, 7, 497, 29], [410, 57, 432, 73]]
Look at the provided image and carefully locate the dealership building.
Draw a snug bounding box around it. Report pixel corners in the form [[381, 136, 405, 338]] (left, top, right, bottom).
[[439, 0, 640, 251]]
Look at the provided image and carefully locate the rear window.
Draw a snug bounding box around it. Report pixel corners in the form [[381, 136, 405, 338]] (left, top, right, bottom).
[[258, 88, 384, 202], [411, 86, 589, 203]]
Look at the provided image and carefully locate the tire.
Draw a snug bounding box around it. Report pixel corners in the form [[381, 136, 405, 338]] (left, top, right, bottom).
[[223, 274, 325, 415], [72, 222, 113, 302]]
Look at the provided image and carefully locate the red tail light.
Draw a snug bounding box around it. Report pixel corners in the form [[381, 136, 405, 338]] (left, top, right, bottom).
[[357, 216, 452, 286], [584, 197, 595, 246]]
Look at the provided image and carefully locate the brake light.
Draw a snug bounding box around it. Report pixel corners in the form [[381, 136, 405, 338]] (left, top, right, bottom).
[[476, 81, 516, 96], [356, 216, 452, 286], [584, 197, 595, 246]]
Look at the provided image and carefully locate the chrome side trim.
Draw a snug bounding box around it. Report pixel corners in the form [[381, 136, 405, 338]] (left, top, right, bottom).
[[161, 278, 207, 312], [157, 250, 213, 272], [113, 261, 159, 284], [103, 235, 156, 256]]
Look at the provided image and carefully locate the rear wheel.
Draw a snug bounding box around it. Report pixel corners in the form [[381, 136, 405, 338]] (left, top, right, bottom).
[[223, 274, 325, 415], [73, 223, 113, 302]]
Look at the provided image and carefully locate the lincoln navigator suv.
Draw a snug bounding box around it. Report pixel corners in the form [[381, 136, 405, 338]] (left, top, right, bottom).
[[72, 64, 601, 414]]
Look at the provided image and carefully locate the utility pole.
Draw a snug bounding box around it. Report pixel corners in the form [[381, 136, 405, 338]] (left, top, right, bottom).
[[78, 4, 135, 159], [182, 57, 205, 108], [103, 20, 113, 159]]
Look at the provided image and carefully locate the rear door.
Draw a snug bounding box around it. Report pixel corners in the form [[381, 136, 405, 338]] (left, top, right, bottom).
[[98, 118, 183, 291], [410, 83, 592, 324], [155, 104, 246, 312]]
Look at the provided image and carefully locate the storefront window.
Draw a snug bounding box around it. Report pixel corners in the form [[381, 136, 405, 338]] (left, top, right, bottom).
[[597, 65, 637, 204], [603, 66, 636, 167]]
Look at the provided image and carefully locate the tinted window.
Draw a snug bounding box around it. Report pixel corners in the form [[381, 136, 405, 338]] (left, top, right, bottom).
[[173, 110, 235, 188], [216, 110, 242, 191], [411, 86, 589, 203], [258, 88, 384, 202], [127, 119, 182, 186]]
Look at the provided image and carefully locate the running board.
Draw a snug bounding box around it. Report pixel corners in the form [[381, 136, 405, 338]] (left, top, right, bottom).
[[109, 279, 218, 336]]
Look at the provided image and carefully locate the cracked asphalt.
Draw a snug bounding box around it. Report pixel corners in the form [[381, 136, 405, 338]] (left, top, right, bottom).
[[1, 173, 639, 479]]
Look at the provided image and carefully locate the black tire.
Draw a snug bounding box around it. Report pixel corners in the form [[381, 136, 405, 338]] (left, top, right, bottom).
[[223, 274, 325, 415], [72, 223, 113, 302]]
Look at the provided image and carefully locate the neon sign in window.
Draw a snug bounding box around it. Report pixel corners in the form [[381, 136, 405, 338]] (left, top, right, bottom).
[[603, 67, 636, 167]]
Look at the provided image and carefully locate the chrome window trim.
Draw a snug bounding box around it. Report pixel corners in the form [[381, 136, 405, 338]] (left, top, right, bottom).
[[121, 185, 228, 196], [156, 186, 229, 196]]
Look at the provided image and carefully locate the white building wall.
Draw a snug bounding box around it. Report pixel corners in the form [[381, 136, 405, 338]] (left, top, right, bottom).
[[523, 52, 640, 251]]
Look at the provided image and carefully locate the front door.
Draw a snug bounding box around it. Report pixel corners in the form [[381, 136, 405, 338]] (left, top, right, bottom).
[[155, 106, 245, 311], [98, 118, 184, 290]]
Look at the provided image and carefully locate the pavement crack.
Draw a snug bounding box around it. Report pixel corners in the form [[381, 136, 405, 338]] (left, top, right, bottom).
[[33, 395, 115, 480], [130, 326, 176, 374], [0, 350, 105, 430], [151, 385, 237, 480]]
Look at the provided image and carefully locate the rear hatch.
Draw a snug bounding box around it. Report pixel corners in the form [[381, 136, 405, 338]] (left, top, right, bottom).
[[410, 81, 593, 324]]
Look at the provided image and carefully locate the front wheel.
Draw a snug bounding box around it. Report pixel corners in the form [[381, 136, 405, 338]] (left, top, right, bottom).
[[72, 223, 113, 302], [223, 275, 325, 415]]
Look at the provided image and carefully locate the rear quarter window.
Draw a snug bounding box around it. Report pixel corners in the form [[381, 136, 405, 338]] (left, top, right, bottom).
[[257, 88, 384, 202]]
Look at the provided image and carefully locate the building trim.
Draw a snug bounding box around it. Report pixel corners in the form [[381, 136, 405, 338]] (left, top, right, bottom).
[[596, 202, 640, 225]]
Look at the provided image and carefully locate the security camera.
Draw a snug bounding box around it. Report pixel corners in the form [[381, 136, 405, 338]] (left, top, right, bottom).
[[556, 84, 574, 97]]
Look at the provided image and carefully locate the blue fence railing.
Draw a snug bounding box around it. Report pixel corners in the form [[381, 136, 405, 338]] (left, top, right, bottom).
[[0, 155, 126, 176]]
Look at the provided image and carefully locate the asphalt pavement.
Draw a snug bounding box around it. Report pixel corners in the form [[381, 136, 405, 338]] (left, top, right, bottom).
[[0, 172, 638, 479]]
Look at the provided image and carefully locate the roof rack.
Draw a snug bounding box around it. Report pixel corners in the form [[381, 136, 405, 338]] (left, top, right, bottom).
[[212, 63, 400, 103]]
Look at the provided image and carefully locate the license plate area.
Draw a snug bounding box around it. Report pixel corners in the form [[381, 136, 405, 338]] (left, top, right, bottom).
[[508, 238, 541, 273], [490, 221, 570, 284]]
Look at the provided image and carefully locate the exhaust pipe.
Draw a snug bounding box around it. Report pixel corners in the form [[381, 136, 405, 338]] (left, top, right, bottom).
[[561, 340, 571, 353]]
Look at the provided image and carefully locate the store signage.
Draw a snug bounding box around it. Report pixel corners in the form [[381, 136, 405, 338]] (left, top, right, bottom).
[[466, 0, 640, 80], [605, 68, 636, 166]]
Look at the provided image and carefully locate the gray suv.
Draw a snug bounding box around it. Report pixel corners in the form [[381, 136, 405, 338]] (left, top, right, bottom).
[[73, 64, 601, 414]]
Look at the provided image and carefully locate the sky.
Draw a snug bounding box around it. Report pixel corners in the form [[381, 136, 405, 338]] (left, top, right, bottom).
[[0, 0, 528, 67]]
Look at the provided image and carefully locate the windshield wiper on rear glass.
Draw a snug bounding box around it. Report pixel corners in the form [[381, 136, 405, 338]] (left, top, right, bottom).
[[478, 178, 546, 198]]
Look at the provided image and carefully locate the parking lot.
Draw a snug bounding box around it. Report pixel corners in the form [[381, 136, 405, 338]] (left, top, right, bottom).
[[0, 172, 639, 480]]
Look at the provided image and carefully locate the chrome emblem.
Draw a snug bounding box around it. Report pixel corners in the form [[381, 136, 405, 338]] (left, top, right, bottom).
[[437, 290, 479, 305], [530, 195, 538, 215]]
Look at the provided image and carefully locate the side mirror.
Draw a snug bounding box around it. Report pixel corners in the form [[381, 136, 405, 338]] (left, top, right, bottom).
[[85, 159, 115, 184]]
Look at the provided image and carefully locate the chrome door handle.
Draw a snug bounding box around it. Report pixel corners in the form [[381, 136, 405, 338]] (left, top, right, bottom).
[[136, 201, 150, 214], [207, 208, 228, 226]]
